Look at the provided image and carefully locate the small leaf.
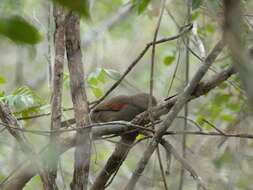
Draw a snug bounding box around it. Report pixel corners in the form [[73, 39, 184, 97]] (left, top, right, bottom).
[[0, 16, 42, 44], [104, 69, 121, 80], [5, 86, 46, 112], [163, 55, 175, 66], [52, 0, 90, 17], [91, 86, 103, 98], [63, 73, 70, 88], [213, 151, 233, 168], [196, 115, 205, 125], [87, 68, 107, 85], [213, 94, 230, 105], [136, 134, 145, 140], [0, 91, 5, 98], [97, 69, 107, 83], [137, 0, 151, 14], [191, 11, 199, 21], [205, 24, 215, 34], [88, 76, 98, 86], [192, 0, 203, 10], [221, 114, 234, 122], [228, 103, 241, 112], [209, 104, 222, 120], [0, 75, 6, 84]]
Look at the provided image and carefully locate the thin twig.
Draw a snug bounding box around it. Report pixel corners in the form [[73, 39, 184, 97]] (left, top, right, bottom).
[[91, 25, 193, 109], [149, 1, 169, 189], [161, 139, 208, 190], [202, 119, 226, 135], [179, 2, 191, 189], [0, 102, 52, 189]]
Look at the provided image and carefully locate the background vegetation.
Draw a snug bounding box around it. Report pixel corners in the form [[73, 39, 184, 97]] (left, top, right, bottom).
[[0, 0, 252, 189]]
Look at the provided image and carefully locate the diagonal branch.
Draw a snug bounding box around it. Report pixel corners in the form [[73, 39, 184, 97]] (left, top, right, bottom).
[[91, 25, 192, 108], [0, 102, 51, 190], [160, 139, 208, 190], [124, 39, 225, 190], [83, 2, 134, 47]]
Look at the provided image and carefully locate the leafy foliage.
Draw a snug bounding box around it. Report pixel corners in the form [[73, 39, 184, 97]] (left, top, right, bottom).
[[0, 16, 42, 44], [0, 86, 46, 117], [195, 79, 244, 130], [63, 68, 122, 98], [132, 0, 151, 14], [0, 0, 252, 189], [87, 68, 122, 98]]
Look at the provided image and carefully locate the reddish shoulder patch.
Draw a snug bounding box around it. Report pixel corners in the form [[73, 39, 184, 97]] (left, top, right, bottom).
[[109, 103, 128, 111]]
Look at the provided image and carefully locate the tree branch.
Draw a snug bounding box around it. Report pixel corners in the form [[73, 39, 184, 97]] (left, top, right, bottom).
[[160, 139, 208, 190], [0, 102, 51, 190], [124, 39, 225, 190], [65, 12, 91, 190], [223, 0, 253, 108], [46, 4, 65, 190]]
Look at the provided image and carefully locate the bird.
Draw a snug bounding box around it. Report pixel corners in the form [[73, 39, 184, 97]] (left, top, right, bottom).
[[61, 93, 157, 127], [91, 93, 157, 123]]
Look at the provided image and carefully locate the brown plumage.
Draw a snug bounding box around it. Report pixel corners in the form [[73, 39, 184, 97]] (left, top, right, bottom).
[[91, 93, 157, 123]]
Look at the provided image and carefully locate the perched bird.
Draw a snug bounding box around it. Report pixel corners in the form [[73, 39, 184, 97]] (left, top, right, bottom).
[[61, 93, 156, 127], [91, 93, 157, 123], [89, 93, 157, 190]]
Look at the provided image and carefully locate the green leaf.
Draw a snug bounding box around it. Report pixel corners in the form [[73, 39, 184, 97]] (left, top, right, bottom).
[[4, 86, 45, 113], [163, 55, 175, 66], [63, 73, 70, 88], [91, 86, 103, 98], [0, 91, 5, 98], [87, 68, 107, 86], [191, 11, 199, 21], [52, 0, 90, 17], [220, 114, 234, 122], [218, 82, 228, 89], [0, 16, 42, 45], [213, 151, 233, 168], [196, 115, 205, 125], [205, 24, 215, 34], [209, 104, 222, 120], [192, 0, 203, 10], [133, 0, 151, 14], [213, 94, 230, 105], [96, 68, 107, 83], [0, 75, 6, 84], [88, 76, 98, 86], [104, 69, 121, 80], [136, 134, 145, 140], [227, 103, 241, 112]]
